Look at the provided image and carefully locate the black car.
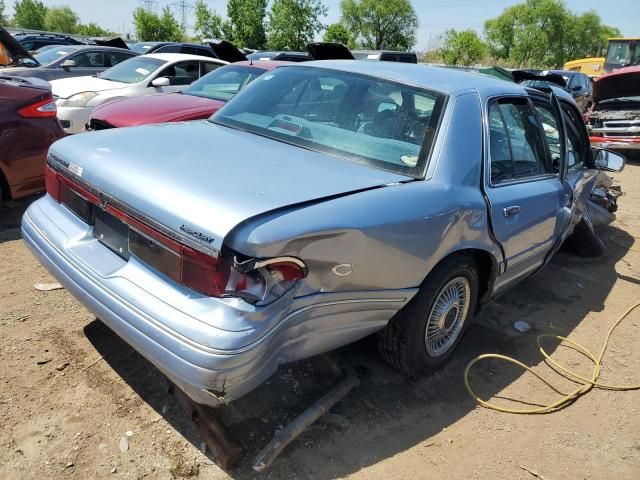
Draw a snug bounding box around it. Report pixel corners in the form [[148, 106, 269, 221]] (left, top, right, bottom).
[[352, 50, 418, 63], [519, 69, 593, 113], [0, 32, 137, 81], [130, 42, 219, 58], [13, 33, 84, 52]]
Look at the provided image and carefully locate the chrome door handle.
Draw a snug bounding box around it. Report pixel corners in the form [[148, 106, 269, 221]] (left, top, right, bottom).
[[503, 206, 521, 217]]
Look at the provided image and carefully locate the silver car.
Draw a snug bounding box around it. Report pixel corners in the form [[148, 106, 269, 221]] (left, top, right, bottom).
[[22, 61, 624, 406]]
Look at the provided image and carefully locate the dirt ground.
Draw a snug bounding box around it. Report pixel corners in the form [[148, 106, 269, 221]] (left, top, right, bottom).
[[1, 160, 639, 480]]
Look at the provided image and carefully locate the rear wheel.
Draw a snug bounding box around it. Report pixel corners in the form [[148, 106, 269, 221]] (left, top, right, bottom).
[[378, 254, 479, 377]]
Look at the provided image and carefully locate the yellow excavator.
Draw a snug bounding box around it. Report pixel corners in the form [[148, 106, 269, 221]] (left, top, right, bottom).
[[564, 37, 639, 76]]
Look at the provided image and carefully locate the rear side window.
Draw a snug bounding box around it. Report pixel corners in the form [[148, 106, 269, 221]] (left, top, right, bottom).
[[155, 44, 180, 54], [488, 98, 551, 184], [106, 52, 135, 67]]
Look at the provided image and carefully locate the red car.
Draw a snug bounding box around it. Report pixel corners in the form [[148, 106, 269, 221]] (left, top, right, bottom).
[[87, 61, 287, 130], [0, 75, 65, 201], [585, 65, 640, 153]]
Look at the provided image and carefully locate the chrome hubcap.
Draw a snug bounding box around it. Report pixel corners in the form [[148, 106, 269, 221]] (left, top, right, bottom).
[[425, 276, 470, 356]]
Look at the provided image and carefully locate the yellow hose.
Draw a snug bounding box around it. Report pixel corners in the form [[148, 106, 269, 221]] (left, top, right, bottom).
[[464, 301, 640, 414]]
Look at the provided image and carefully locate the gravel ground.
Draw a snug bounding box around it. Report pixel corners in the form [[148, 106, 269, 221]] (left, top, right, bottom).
[[1, 160, 639, 480]]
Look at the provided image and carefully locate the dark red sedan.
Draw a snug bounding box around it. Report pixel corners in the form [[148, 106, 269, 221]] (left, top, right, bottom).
[[87, 61, 287, 130], [0, 75, 65, 201]]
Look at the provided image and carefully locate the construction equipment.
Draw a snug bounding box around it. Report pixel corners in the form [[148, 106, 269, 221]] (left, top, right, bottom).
[[564, 37, 639, 76]]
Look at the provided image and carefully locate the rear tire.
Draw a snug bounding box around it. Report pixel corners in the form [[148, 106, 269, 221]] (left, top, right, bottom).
[[378, 254, 479, 377]]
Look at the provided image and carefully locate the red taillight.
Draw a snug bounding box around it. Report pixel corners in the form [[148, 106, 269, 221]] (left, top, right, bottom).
[[45, 165, 61, 201], [17, 96, 57, 118], [181, 246, 230, 297]]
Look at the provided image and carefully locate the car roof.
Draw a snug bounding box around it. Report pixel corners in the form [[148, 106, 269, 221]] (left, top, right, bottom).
[[68, 45, 135, 53], [143, 53, 226, 63], [233, 60, 291, 69], [290, 60, 526, 97]]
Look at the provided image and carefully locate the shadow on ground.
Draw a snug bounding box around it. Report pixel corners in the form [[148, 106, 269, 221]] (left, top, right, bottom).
[[83, 222, 636, 479], [0, 195, 40, 243]]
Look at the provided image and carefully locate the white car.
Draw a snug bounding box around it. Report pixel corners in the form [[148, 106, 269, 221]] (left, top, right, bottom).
[[51, 53, 227, 134]]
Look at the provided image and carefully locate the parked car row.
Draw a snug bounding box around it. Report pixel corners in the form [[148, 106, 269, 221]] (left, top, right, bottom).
[[14, 47, 626, 408]]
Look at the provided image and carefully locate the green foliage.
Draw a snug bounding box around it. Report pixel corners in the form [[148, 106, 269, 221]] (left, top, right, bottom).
[[439, 29, 487, 66], [194, 0, 224, 40], [44, 6, 79, 34], [340, 0, 417, 50], [133, 6, 183, 42], [323, 22, 353, 48], [484, 0, 620, 68], [0, 0, 10, 26], [76, 22, 117, 38], [13, 0, 47, 30], [227, 0, 267, 49], [267, 0, 327, 51]]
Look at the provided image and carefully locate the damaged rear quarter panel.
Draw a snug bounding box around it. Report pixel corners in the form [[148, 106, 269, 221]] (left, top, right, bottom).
[[225, 91, 503, 297]]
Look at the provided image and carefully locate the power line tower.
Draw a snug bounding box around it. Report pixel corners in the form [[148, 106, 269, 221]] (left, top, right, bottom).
[[172, 0, 193, 34], [139, 0, 158, 12]]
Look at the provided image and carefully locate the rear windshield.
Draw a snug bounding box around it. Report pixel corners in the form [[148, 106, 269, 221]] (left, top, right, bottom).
[[99, 57, 166, 83], [212, 66, 446, 177], [33, 46, 79, 65], [185, 65, 267, 101]]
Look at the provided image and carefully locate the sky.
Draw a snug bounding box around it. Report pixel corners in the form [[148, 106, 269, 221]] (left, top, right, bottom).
[[6, 0, 640, 49]]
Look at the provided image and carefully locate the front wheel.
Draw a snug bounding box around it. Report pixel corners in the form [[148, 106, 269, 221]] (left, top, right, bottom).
[[378, 254, 479, 377]]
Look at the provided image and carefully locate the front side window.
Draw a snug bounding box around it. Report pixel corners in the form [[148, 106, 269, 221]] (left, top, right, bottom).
[[99, 57, 166, 83], [69, 51, 104, 67], [185, 65, 266, 101], [157, 60, 200, 85], [488, 98, 550, 184], [212, 66, 446, 177]]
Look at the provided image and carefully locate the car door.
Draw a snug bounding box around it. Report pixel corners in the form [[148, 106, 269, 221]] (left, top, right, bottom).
[[484, 96, 570, 288]]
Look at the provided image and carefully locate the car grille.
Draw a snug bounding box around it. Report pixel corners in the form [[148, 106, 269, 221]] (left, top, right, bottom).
[[87, 119, 115, 131]]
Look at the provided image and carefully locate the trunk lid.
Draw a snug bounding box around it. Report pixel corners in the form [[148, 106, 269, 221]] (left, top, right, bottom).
[[207, 40, 247, 63], [593, 66, 640, 104], [0, 27, 39, 67], [91, 93, 225, 127], [48, 121, 408, 255]]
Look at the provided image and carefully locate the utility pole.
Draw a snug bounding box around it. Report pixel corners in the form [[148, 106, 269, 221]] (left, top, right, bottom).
[[172, 0, 193, 34], [139, 0, 158, 12]]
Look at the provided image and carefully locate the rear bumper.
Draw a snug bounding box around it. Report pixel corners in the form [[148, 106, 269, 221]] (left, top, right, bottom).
[[22, 197, 414, 406]]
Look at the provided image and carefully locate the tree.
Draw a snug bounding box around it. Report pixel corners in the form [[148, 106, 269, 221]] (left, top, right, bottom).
[[323, 22, 353, 47], [1, 0, 10, 26], [439, 29, 487, 66], [194, 0, 224, 40], [44, 6, 79, 34], [484, 0, 620, 68], [76, 22, 117, 37], [227, 0, 267, 49], [267, 0, 327, 51], [340, 0, 417, 51], [133, 6, 183, 42], [13, 0, 48, 30]]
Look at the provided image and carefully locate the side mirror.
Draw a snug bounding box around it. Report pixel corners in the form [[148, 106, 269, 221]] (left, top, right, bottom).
[[151, 77, 170, 87], [593, 148, 625, 172], [60, 59, 76, 69]]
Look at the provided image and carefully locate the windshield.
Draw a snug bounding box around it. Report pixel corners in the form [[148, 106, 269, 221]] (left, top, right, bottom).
[[606, 41, 639, 67], [523, 79, 566, 89], [212, 66, 446, 177], [185, 65, 267, 101], [33, 46, 79, 65], [99, 57, 166, 83]]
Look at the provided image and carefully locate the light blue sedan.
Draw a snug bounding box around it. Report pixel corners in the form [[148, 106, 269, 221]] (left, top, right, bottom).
[[22, 61, 624, 406]]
